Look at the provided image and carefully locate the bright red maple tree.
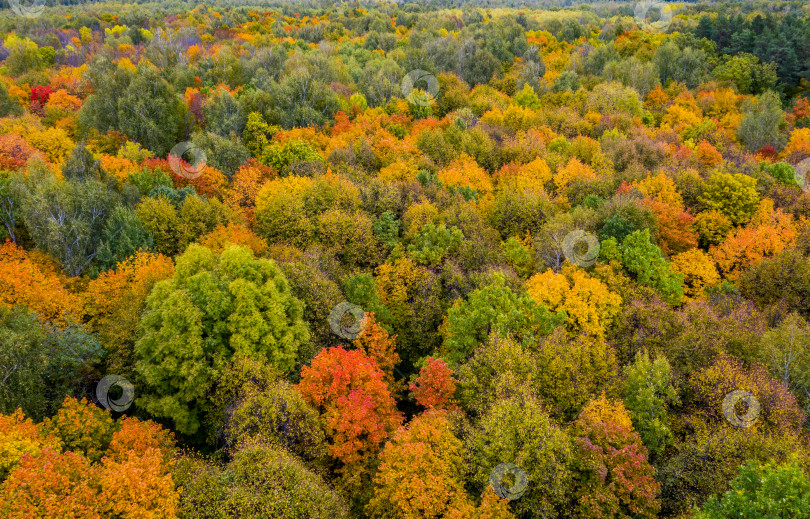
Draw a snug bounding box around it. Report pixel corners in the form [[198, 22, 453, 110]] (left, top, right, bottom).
[[297, 347, 403, 470], [410, 357, 458, 411]]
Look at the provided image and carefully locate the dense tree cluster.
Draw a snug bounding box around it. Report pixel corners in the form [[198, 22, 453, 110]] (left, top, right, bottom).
[[1, 0, 810, 517]]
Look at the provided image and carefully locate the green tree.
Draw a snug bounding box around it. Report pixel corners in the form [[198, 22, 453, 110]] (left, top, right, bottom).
[[175, 443, 350, 519], [714, 53, 778, 96], [653, 41, 709, 89], [766, 162, 798, 186], [135, 244, 309, 436], [695, 460, 810, 519], [243, 112, 278, 158], [761, 313, 810, 413], [79, 62, 185, 156], [611, 229, 684, 305], [136, 193, 235, 257], [278, 260, 344, 365], [532, 329, 619, 420], [267, 69, 340, 129], [190, 131, 249, 178], [0, 82, 22, 118], [125, 167, 173, 197], [372, 211, 400, 251], [203, 88, 247, 138], [0, 171, 20, 243], [739, 250, 810, 319], [135, 195, 181, 256], [260, 139, 323, 173], [457, 335, 537, 417], [223, 376, 327, 467], [91, 206, 154, 275], [61, 142, 106, 182], [623, 350, 679, 460], [467, 384, 573, 519], [342, 273, 394, 330], [0, 305, 102, 421], [406, 223, 464, 266], [440, 273, 565, 365], [3, 35, 41, 75], [13, 163, 119, 277], [316, 209, 383, 269], [737, 90, 786, 152]]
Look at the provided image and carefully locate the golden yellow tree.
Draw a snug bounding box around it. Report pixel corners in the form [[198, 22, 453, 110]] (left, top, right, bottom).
[[671, 249, 721, 299], [526, 267, 622, 338]]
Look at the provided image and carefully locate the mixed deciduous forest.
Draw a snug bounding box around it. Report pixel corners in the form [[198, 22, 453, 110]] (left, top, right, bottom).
[[1, 0, 810, 517]]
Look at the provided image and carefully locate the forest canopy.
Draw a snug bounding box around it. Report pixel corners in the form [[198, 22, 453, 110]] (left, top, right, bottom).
[[1, 0, 810, 517]]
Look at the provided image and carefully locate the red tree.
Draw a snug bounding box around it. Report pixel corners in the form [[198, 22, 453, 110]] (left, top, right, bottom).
[[297, 347, 402, 470], [571, 394, 661, 519], [410, 357, 458, 411]]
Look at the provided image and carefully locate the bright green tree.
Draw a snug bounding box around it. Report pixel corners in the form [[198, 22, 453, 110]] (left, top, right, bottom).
[[406, 223, 464, 266], [608, 229, 684, 305], [714, 53, 778, 96], [440, 273, 565, 365], [623, 350, 679, 460], [695, 460, 810, 519], [135, 244, 309, 436]]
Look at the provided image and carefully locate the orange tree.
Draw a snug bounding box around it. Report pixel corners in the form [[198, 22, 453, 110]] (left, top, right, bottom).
[[297, 346, 402, 476], [367, 409, 513, 519]]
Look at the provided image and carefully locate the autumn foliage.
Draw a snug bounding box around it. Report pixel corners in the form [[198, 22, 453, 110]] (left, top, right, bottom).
[[1, 2, 810, 517], [297, 347, 403, 470]]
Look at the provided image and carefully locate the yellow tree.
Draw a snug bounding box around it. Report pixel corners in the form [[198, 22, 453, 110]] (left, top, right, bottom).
[[199, 222, 268, 257], [526, 267, 622, 339], [438, 152, 493, 195], [367, 409, 513, 519], [553, 157, 597, 194], [671, 249, 721, 299], [82, 251, 174, 375]]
